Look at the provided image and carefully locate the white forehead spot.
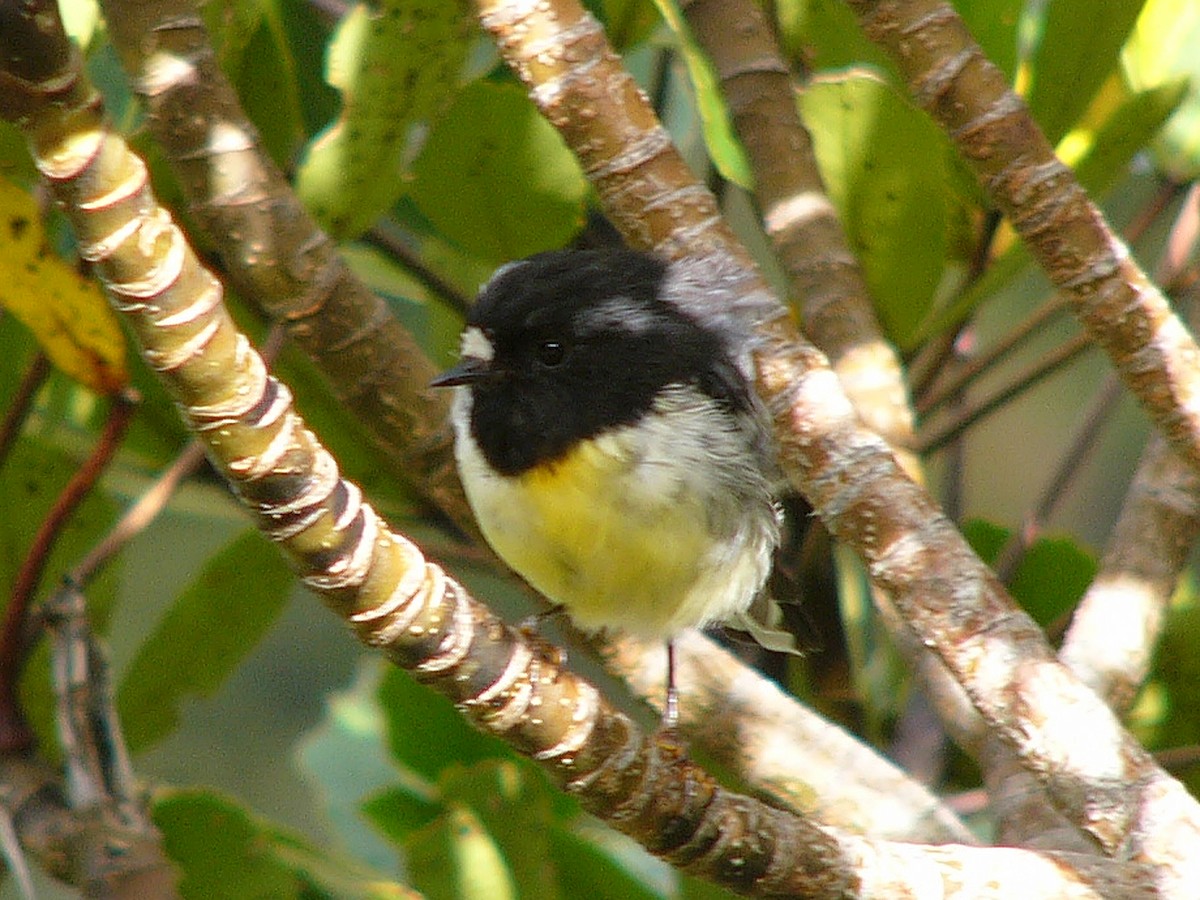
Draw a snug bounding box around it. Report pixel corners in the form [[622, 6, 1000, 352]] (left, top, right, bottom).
[[460, 325, 494, 362]]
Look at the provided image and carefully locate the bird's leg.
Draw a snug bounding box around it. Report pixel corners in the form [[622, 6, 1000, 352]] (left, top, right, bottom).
[[662, 640, 679, 734]]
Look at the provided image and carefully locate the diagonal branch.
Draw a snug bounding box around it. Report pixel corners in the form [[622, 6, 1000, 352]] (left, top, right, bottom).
[[0, 7, 1159, 893], [473, 0, 1200, 890], [95, 0, 465, 521], [681, 0, 916, 457], [845, 0, 1200, 483]]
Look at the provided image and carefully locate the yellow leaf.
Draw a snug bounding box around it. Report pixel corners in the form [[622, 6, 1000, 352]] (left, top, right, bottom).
[[0, 177, 127, 393]]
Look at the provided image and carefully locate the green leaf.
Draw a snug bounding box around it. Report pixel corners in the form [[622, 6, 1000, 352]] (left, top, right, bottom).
[[1024, 0, 1146, 144], [235, 9, 306, 167], [1123, 0, 1200, 178], [548, 826, 670, 900], [962, 520, 1096, 628], [408, 81, 588, 264], [651, 0, 752, 188], [200, 0, 268, 72], [910, 74, 1184, 346], [403, 805, 518, 900], [1008, 537, 1096, 629], [441, 760, 561, 900], [155, 789, 412, 900], [157, 790, 309, 899], [363, 784, 444, 843], [295, 0, 471, 239], [592, 0, 662, 51], [378, 666, 512, 782], [117, 529, 292, 752], [1067, 77, 1188, 194], [798, 72, 948, 349]]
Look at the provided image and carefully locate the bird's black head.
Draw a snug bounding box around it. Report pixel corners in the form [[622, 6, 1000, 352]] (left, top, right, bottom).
[[432, 248, 754, 476]]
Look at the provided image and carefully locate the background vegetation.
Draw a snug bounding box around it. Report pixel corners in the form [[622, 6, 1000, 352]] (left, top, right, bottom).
[[2, 0, 1200, 895]]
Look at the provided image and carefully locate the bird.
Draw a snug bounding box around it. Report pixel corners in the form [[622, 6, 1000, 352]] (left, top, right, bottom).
[[431, 247, 784, 727]]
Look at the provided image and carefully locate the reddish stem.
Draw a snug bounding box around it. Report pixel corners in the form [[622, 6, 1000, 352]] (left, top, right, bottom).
[[0, 389, 138, 751], [0, 352, 51, 472]]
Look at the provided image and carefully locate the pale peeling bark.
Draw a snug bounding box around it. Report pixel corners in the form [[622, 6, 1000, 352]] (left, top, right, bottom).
[[474, 0, 1200, 892], [0, 4, 1164, 895], [94, 0, 464, 520], [609, 631, 974, 844], [1061, 433, 1200, 711], [846, 0, 1200, 481]]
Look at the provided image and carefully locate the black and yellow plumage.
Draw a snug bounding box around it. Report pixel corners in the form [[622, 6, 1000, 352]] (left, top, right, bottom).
[[433, 248, 783, 705]]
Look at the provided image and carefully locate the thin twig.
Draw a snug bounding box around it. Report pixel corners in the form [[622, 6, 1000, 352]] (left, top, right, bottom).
[[993, 377, 1125, 582], [362, 222, 473, 316], [69, 442, 207, 589], [917, 297, 1071, 416], [917, 332, 1093, 455], [0, 353, 51, 472], [908, 209, 1000, 398], [1156, 183, 1200, 287], [0, 804, 35, 900]]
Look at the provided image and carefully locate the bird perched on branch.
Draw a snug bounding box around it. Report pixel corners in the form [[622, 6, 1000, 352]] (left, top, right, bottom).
[[433, 248, 787, 726]]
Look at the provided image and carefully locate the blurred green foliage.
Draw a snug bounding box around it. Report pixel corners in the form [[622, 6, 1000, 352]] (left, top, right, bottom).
[[2, 0, 1199, 895]]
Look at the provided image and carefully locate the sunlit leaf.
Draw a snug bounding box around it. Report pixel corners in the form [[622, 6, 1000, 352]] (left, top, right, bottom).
[[441, 760, 561, 900], [296, 0, 471, 239], [1065, 76, 1188, 194], [0, 177, 127, 393], [798, 72, 948, 349], [58, 0, 102, 51], [408, 81, 588, 264], [1123, 0, 1200, 178], [912, 74, 1183, 345], [652, 0, 752, 188], [1023, 0, 1145, 144], [403, 805, 518, 900]]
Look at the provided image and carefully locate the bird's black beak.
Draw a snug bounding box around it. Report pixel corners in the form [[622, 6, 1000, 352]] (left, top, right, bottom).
[[430, 356, 494, 388]]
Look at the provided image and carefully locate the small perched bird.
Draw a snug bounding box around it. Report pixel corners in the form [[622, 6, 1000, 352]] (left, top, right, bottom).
[[432, 248, 783, 725]]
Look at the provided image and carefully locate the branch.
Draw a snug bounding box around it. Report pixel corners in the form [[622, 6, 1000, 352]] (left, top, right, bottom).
[[846, 0, 1200, 483], [607, 631, 974, 844], [473, 0, 1200, 890], [94, 0, 466, 521], [681, 0, 917, 457], [0, 5, 1158, 893]]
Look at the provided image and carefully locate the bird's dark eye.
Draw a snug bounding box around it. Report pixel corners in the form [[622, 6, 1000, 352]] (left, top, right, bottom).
[[536, 339, 566, 368]]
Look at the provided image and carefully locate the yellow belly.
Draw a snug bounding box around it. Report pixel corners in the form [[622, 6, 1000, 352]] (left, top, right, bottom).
[[458, 428, 759, 638]]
